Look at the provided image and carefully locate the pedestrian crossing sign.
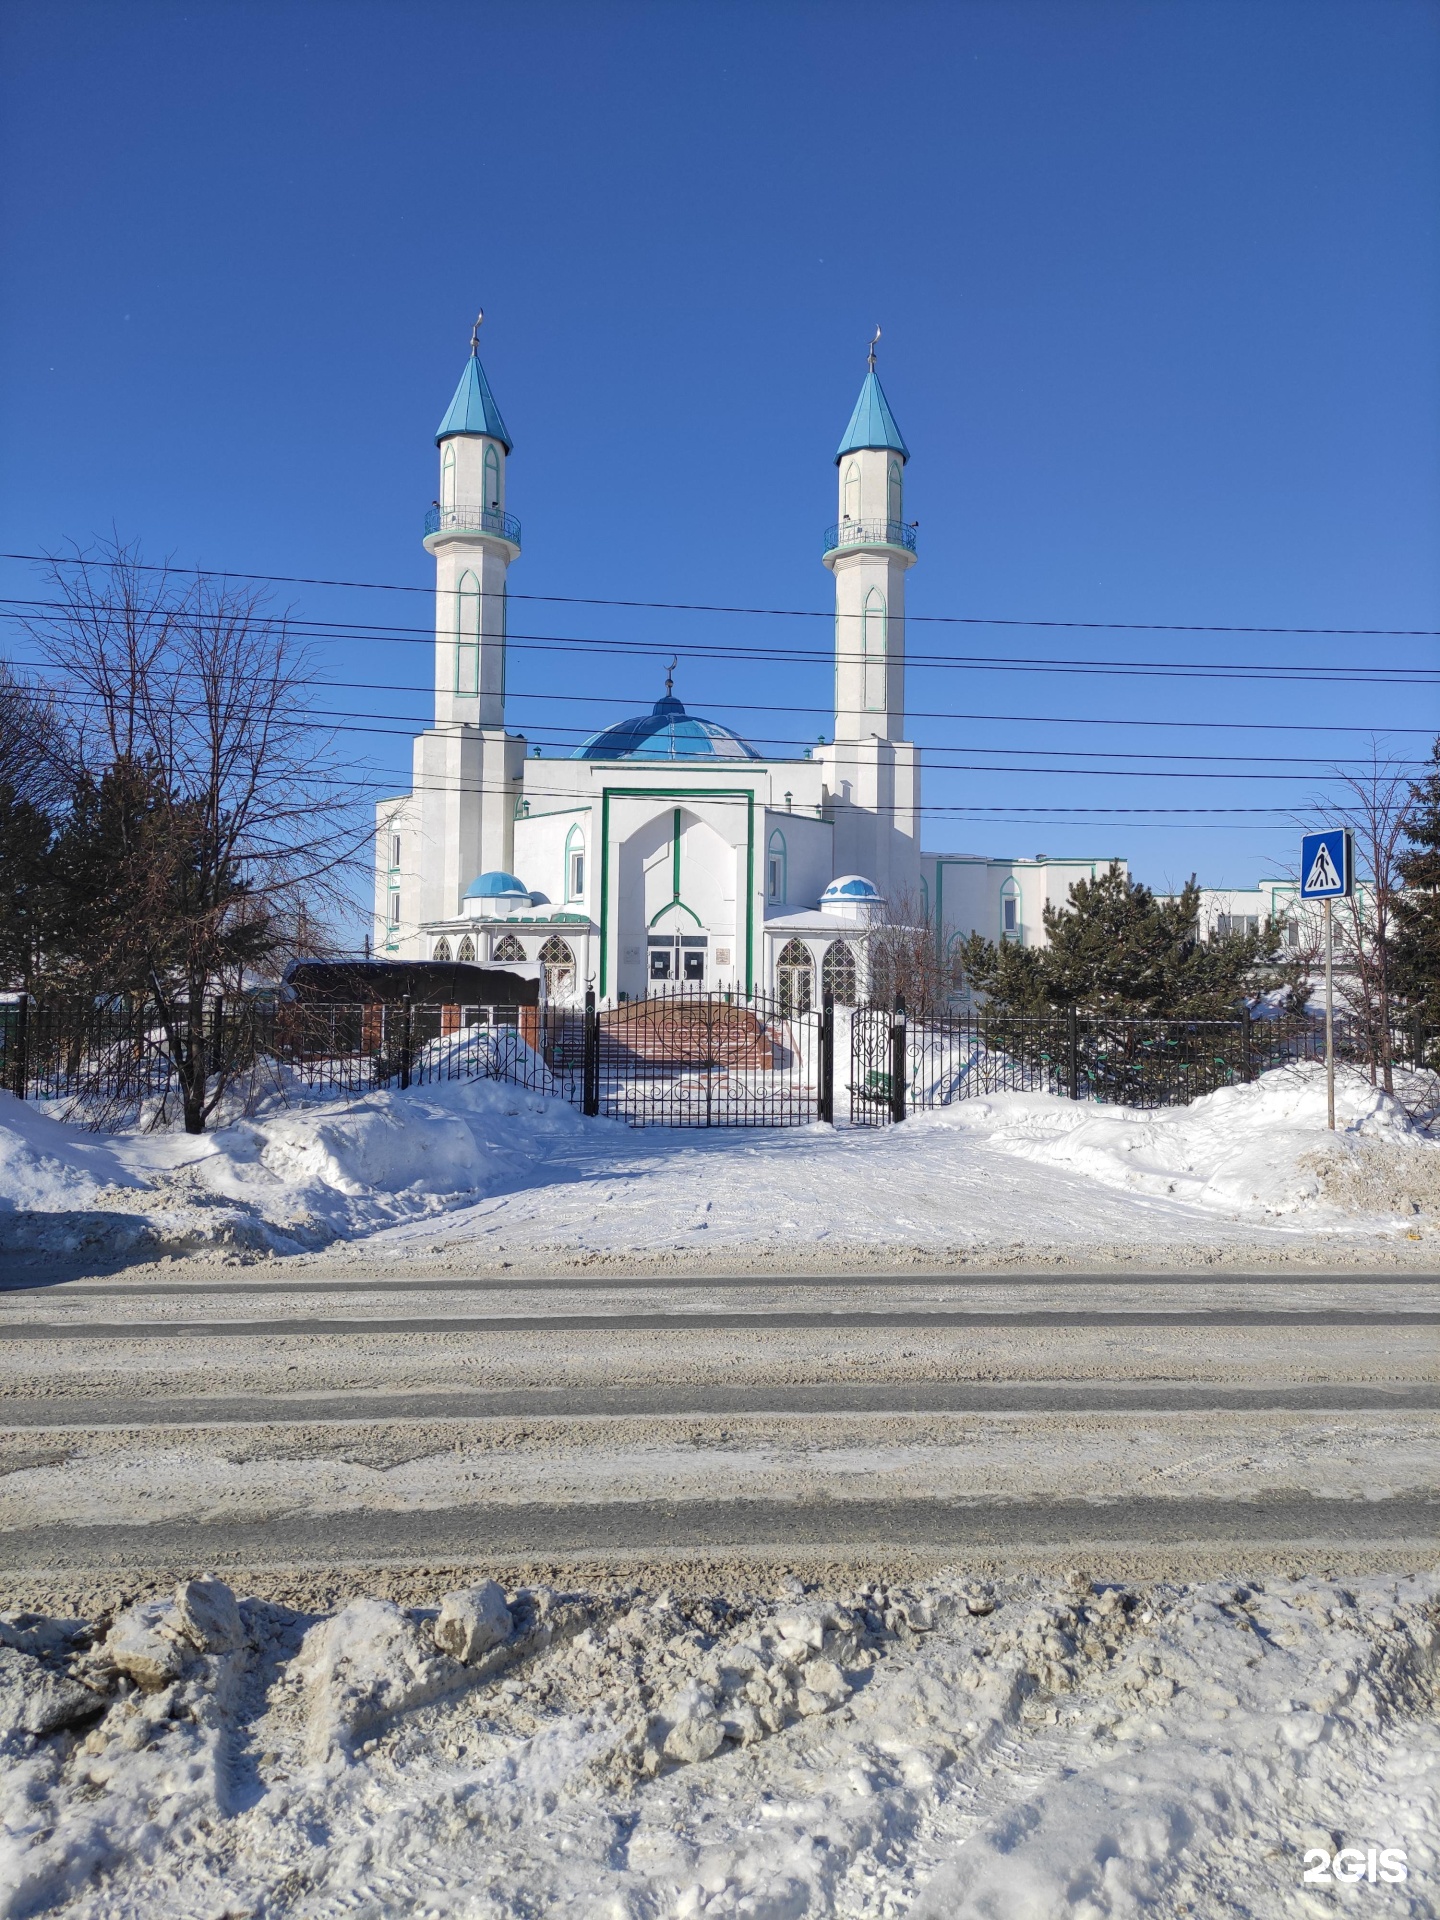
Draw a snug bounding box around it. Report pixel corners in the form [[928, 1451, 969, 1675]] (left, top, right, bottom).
[[1300, 828, 1352, 899]]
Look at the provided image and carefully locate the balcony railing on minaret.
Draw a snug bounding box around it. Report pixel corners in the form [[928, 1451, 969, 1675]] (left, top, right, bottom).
[[822, 518, 917, 557], [425, 503, 522, 545]]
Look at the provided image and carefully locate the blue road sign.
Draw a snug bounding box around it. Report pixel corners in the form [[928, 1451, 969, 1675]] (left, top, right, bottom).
[[1300, 828, 1353, 899]]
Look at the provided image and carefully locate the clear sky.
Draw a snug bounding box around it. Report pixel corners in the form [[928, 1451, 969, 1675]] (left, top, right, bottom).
[[2, 0, 1437, 927]]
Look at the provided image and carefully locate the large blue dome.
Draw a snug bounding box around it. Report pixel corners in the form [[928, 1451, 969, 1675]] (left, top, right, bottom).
[[572, 694, 758, 762]]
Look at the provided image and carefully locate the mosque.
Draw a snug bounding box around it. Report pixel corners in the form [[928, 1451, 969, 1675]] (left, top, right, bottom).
[[374, 326, 1113, 1007]]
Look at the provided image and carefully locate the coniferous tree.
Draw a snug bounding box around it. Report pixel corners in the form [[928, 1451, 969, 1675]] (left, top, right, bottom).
[[0, 784, 55, 995], [1394, 737, 1440, 1028], [955, 863, 1286, 1018], [21, 539, 365, 1131]]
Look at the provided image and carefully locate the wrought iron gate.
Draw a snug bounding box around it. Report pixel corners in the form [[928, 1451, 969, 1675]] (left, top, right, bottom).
[[848, 1004, 907, 1126], [590, 988, 822, 1127]]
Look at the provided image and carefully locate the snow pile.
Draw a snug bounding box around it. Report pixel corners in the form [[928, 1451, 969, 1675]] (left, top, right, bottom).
[[0, 1094, 144, 1214], [0, 1078, 598, 1258], [0, 1569, 1436, 1916], [2, 1061, 1436, 1266], [934, 1061, 1431, 1219]]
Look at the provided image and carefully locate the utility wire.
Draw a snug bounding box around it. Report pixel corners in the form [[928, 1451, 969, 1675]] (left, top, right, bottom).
[[25, 679, 1411, 779], [4, 601, 1438, 685], [5, 551, 1437, 639], [5, 647, 1433, 748]]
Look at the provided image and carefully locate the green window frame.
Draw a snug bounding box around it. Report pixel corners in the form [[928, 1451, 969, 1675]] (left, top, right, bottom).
[[842, 460, 860, 522], [441, 443, 456, 511], [766, 827, 787, 904], [887, 459, 902, 525], [484, 443, 500, 509], [565, 824, 586, 902]]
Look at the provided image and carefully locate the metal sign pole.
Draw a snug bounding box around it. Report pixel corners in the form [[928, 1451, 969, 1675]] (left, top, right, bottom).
[[1324, 897, 1334, 1131]]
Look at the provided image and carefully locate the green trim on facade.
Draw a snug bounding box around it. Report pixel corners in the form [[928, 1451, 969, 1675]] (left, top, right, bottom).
[[598, 787, 756, 999], [648, 898, 702, 928]]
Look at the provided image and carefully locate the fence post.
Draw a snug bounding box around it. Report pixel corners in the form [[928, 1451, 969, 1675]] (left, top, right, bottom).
[[399, 994, 413, 1092], [890, 994, 907, 1124], [1241, 1004, 1252, 1084], [1067, 1006, 1079, 1102], [818, 992, 834, 1125], [7, 996, 28, 1100], [582, 989, 600, 1117], [209, 994, 225, 1080]]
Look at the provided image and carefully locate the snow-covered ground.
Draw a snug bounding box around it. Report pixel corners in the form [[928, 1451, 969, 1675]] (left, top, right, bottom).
[[1, 1062, 1437, 1266], [1, 1568, 1436, 1918]]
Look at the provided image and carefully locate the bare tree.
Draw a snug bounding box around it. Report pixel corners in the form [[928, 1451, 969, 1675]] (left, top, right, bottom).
[[868, 889, 961, 1020], [1315, 749, 1413, 1095], [27, 538, 369, 1131], [0, 661, 73, 810]]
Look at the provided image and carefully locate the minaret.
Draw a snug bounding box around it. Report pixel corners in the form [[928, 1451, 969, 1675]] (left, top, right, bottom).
[[816, 332, 922, 903], [427, 312, 518, 726], [411, 315, 527, 925]]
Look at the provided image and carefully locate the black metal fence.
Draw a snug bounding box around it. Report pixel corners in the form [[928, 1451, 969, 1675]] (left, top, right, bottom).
[[1, 991, 1432, 1133], [848, 1004, 1435, 1126]]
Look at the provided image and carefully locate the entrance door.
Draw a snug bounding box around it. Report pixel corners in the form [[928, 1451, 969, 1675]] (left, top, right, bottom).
[[648, 933, 707, 987]]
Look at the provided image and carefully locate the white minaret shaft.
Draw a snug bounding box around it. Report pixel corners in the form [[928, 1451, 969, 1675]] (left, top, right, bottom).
[[411, 320, 526, 921], [816, 342, 922, 905], [426, 317, 518, 728], [826, 344, 915, 742]]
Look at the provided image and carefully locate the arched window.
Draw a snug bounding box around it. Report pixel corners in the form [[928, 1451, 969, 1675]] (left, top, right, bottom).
[[945, 931, 965, 995], [565, 824, 586, 902], [887, 459, 903, 529], [484, 443, 500, 511], [539, 935, 576, 1002], [1000, 878, 1020, 940], [492, 933, 526, 963], [433, 936, 452, 961], [777, 937, 813, 1015], [441, 443, 456, 513], [456, 934, 475, 962], [842, 460, 860, 523], [766, 828, 787, 904], [919, 875, 930, 924], [862, 588, 887, 712], [821, 939, 857, 1007], [455, 571, 480, 695]]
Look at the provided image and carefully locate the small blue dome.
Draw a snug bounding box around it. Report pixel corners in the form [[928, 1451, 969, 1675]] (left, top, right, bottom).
[[464, 870, 531, 901], [822, 875, 881, 901], [573, 693, 758, 762]]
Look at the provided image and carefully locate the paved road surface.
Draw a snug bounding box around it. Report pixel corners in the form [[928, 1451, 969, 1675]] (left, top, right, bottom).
[[1, 1268, 1435, 1583]]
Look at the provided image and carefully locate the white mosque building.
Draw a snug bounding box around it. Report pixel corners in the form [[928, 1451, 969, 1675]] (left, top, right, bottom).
[[374, 327, 1116, 1006]]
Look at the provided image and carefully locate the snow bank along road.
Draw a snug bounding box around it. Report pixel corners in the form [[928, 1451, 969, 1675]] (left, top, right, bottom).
[[8, 1566, 1439, 1917], [1, 1268, 1437, 1594]]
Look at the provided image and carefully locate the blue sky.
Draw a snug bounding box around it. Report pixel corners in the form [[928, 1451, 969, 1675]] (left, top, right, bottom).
[[2, 0, 1437, 924]]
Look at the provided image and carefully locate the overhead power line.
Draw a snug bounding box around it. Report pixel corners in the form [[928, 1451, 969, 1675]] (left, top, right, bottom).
[[3, 552, 1436, 639], [6, 652, 1420, 767], [4, 599, 1439, 687]]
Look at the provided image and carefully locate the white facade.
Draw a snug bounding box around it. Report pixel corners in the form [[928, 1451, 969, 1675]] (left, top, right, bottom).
[[375, 334, 1121, 1007]]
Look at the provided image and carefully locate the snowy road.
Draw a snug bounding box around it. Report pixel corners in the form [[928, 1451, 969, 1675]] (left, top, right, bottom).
[[9, 1304, 1440, 1339], [5, 1495, 1438, 1576], [3, 1381, 1437, 1423], [1, 1269, 1436, 1603]]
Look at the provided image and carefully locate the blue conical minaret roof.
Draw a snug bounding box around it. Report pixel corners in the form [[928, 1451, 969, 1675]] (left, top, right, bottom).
[[436, 346, 513, 450], [835, 368, 909, 464]]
